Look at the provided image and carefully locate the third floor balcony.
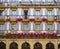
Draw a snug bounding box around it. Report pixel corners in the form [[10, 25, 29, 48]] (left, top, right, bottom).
[[0, 1, 60, 6], [0, 15, 60, 21]]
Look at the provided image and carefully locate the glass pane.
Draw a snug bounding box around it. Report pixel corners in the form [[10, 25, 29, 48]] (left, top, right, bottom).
[[48, 24, 52, 30], [24, 24, 28, 33], [24, 11, 28, 19], [12, 25, 16, 31], [12, 11, 16, 16], [48, 11, 53, 20], [36, 25, 40, 30], [12, 11, 16, 19], [36, 11, 40, 19]]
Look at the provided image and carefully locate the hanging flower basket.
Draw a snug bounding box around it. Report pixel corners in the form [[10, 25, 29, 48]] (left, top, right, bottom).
[[54, 16, 57, 21], [47, 33, 57, 38], [16, 18, 23, 22], [29, 18, 35, 21], [41, 18, 47, 22], [5, 33, 57, 39]]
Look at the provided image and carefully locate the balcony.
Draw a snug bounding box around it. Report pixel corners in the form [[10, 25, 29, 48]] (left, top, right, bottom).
[[0, 2, 60, 6], [0, 30, 58, 39], [0, 30, 59, 34], [0, 15, 60, 21]]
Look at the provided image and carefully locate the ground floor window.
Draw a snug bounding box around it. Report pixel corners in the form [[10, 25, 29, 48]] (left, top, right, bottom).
[[46, 42, 54, 49], [34, 42, 42, 49], [58, 44, 60, 49], [10, 42, 18, 49], [0, 41, 6, 49], [22, 42, 30, 49]]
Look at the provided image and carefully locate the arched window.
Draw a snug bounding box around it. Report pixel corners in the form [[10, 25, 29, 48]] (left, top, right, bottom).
[[10, 42, 18, 49], [58, 44, 60, 49], [0, 41, 6, 49], [34, 42, 42, 49], [46, 42, 54, 49], [22, 42, 30, 49]]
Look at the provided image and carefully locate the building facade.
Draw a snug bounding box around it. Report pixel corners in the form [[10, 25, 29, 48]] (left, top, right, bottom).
[[0, 0, 60, 49]]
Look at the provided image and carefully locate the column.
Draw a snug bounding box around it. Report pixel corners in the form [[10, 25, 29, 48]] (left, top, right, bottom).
[[53, 22, 58, 33], [16, 17, 23, 33], [28, 8, 36, 33], [18, 41, 21, 49], [6, 40, 10, 49], [41, 16, 47, 33], [29, 21, 35, 33], [17, 21, 23, 33], [31, 43, 34, 49], [4, 21, 11, 34]]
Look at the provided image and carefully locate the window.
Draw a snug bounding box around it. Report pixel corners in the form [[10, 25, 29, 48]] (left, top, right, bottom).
[[47, 0, 52, 2], [24, 24, 28, 33], [10, 42, 18, 49], [35, 0, 41, 2], [0, 10, 3, 16], [36, 11, 40, 20], [46, 43, 54, 49], [0, 24, 4, 34], [0, 41, 6, 49], [29, 22, 35, 31], [36, 25, 40, 33], [12, 11, 16, 16], [48, 24, 52, 32], [5, 22, 10, 31], [42, 0, 46, 2], [0, 25, 3, 30], [59, 23, 60, 30], [12, 25, 16, 31], [24, 11, 28, 19], [12, 0, 16, 2], [22, 42, 30, 49], [12, 11, 16, 19], [36, 25, 40, 30], [34, 42, 42, 49], [48, 11, 53, 20], [56, 23, 60, 34], [23, 0, 30, 2], [0, 0, 5, 2]]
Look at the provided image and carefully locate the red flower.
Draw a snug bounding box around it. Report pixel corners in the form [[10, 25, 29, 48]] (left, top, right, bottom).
[[41, 18, 47, 22], [16, 18, 23, 22], [29, 18, 35, 21]]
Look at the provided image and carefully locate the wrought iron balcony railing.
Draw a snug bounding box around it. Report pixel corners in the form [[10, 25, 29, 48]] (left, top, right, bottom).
[[0, 2, 60, 6], [0, 30, 60, 34], [0, 15, 60, 20]]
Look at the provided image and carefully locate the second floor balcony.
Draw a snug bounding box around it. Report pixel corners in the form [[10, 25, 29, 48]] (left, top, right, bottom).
[[0, 30, 60, 34], [0, 15, 60, 20]]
